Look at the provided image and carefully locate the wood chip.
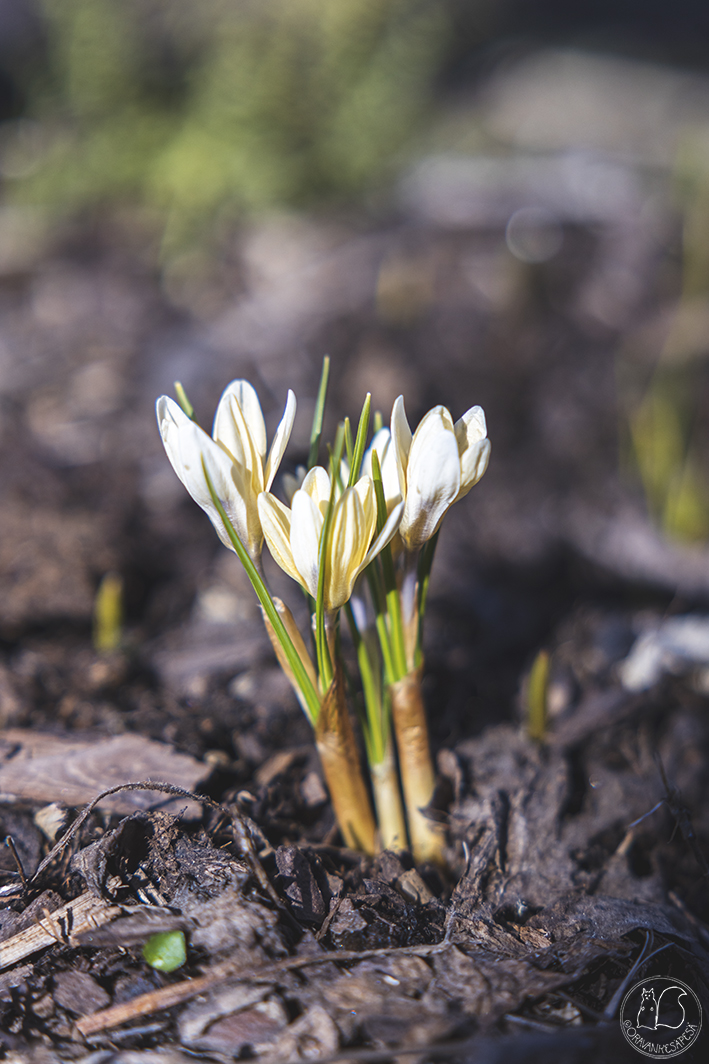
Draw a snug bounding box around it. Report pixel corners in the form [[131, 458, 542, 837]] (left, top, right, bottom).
[[0, 729, 209, 815], [0, 878, 123, 971]]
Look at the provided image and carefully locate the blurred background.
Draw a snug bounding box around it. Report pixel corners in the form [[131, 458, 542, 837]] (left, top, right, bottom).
[[4, 0, 709, 758]]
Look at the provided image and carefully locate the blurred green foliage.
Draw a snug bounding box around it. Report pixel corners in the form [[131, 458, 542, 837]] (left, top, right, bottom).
[[623, 138, 709, 545], [629, 374, 709, 542], [4, 0, 456, 244]]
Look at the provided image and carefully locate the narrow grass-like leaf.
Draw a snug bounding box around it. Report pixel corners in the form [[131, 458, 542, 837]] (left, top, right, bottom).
[[344, 417, 354, 469], [347, 393, 371, 488], [370, 449, 388, 534], [371, 450, 407, 678], [307, 355, 330, 470], [344, 601, 384, 765], [415, 529, 439, 666], [362, 449, 396, 683], [315, 426, 345, 687], [373, 409, 383, 434], [366, 567, 395, 685], [174, 381, 195, 420], [202, 459, 321, 723]]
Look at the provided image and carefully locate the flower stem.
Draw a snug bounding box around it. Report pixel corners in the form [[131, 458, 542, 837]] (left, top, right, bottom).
[[390, 667, 445, 865], [370, 450, 407, 678], [315, 667, 377, 855], [202, 460, 321, 722], [370, 736, 408, 852]]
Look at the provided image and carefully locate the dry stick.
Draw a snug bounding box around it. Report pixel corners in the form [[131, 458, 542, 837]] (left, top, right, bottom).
[[75, 940, 454, 1039], [5, 836, 28, 888]]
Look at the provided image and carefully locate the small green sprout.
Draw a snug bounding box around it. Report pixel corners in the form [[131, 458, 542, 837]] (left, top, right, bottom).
[[93, 572, 123, 654], [526, 649, 550, 743], [142, 931, 186, 972]]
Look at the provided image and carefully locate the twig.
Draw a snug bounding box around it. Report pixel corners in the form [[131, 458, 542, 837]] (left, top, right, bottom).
[[75, 940, 454, 1038], [4, 836, 27, 888], [655, 753, 709, 877], [601, 933, 673, 1021]]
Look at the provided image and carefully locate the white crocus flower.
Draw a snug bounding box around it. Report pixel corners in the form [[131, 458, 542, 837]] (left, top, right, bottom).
[[391, 395, 490, 552], [258, 466, 403, 611], [156, 380, 296, 561]]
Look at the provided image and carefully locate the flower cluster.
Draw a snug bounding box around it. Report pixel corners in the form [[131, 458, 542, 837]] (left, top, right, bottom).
[[156, 368, 489, 861], [158, 382, 488, 570]]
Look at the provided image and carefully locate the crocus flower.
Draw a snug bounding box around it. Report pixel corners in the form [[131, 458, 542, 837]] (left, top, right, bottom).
[[258, 466, 403, 611], [156, 380, 296, 560], [391, 395, 490, 552]]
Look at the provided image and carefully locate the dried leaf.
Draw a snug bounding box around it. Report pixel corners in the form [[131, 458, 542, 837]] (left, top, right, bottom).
[[0, 729, 209, 815]]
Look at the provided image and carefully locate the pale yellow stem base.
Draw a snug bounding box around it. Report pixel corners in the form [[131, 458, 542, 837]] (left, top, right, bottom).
[[370, 740, 407, 852], [316, 669, 377, 855], [390, 668, 445, 865]]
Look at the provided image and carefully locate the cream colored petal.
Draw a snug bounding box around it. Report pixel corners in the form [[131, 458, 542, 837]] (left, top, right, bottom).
[[301, 466, 332, 517], [214, 379, 267, 460], [201, 443, 253, 554], [215, 393, 266, 556], [455, 406, 489, 496], [454, 405, 487, 449], [361, 499, 404, 570], [336, 458, 349, 497], [213, 386, 245, 464], [390, 395, 412, 493], [264, 389, 296, 491], [455, 438, 491, 501], [400, 407, 460, 551], [257, 493, 302, 586], [325, 487, 374, 610], [363, 428, 402, 512], [353, 475, 375, 530], [233, 393, 265, 492], [290, 489, 323, 599], [212, 390, 261, 513], [157, 396, 250, 553]]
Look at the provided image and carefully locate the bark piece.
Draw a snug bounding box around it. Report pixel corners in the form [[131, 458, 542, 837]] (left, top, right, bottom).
[[274, 846, 329, 924], [0, 730, 208, 816], [52, 969, 110, 1016]]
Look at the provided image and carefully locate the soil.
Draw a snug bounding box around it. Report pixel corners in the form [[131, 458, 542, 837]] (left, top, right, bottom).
[[0, 204, 708, 1063]]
